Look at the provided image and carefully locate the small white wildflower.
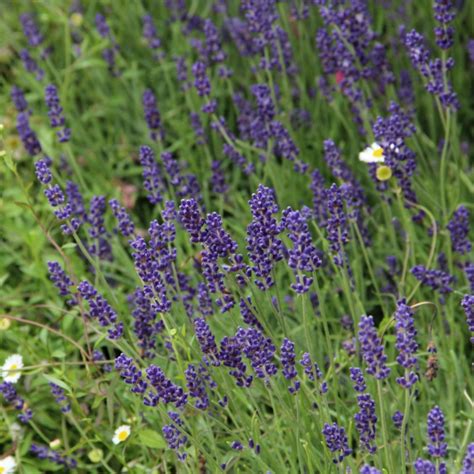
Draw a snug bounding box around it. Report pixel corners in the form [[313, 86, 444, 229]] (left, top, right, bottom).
[[1, 355, 24, 383], [0, 455, 16, 474], [358, 142, 385, 163], [112, 425, 131, 445]]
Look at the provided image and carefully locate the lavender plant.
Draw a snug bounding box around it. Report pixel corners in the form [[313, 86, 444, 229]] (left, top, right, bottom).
[[0, 1, 472, 472]]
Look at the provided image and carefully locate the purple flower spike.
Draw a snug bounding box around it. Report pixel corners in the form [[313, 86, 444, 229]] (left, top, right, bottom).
[[322, 422, 352, 464], [20, 13, 44, 47], [447, 206, 471, 255], [139, 145, 163, 204], [109, 199, 135, 237], [394, 298, 419, 388], [246, 185, 284, 290], [280, 338, 300, 393], [461, 443, 474, 474], [143, 89, 164, 141], [16, 111, 42, 156], [45, 84, 71, 142], [357, 315, 390, 380], [461, 295, 474, 344], [427, 406, 447, 458], [282, 207, 321, 293]]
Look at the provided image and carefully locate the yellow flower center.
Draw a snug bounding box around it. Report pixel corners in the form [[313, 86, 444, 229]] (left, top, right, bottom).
[[70, 13, 83, 27], [0, 318, 11, 330], [0, 466, 5, 474], [372, 147, 384, 158], [376, 165, 392, 181], [10, 364, 17, 370], [118, 430, 129, 441]]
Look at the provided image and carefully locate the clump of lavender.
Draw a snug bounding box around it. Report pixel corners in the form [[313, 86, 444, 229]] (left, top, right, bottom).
[[427, 405, 447, 458], [280, 338, 300, 393], [45, 84, 71, 142], [30, 444, 77, 468], [210, 160, 228, 194], [461, 295, 474, 343], [246, 185, 284, 290], [447, 206, 471, 254], [360, 466, 381, 474], [77, 281, 123, 339], [357, 315, 391, 380], [322, 422, 352, 464], [394, 298, 419, 388], [413, 459, 437, 474]]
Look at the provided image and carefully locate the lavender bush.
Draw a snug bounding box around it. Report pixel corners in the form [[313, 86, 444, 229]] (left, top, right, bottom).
[[0, 1, 473, 472]]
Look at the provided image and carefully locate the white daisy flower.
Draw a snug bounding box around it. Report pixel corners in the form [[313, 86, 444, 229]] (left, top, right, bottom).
[[358, 142, 385, 163], [112, 425, 131, 445], [1, 355, 24, 383], [0, 455, 17, 474]]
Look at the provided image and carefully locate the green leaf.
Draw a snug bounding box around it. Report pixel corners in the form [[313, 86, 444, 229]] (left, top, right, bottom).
[[138, 429, 167, 449], [43, 374, 71, 393]]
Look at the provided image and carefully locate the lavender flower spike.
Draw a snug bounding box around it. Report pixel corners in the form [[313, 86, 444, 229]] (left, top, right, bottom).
[[394, 298, 419, 388], [322, 422, 352, 464], [357, 315, 391, 380], [461, 295, 474, 344], [460, 443, 474, 474], [427, 405, 447, 458]]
